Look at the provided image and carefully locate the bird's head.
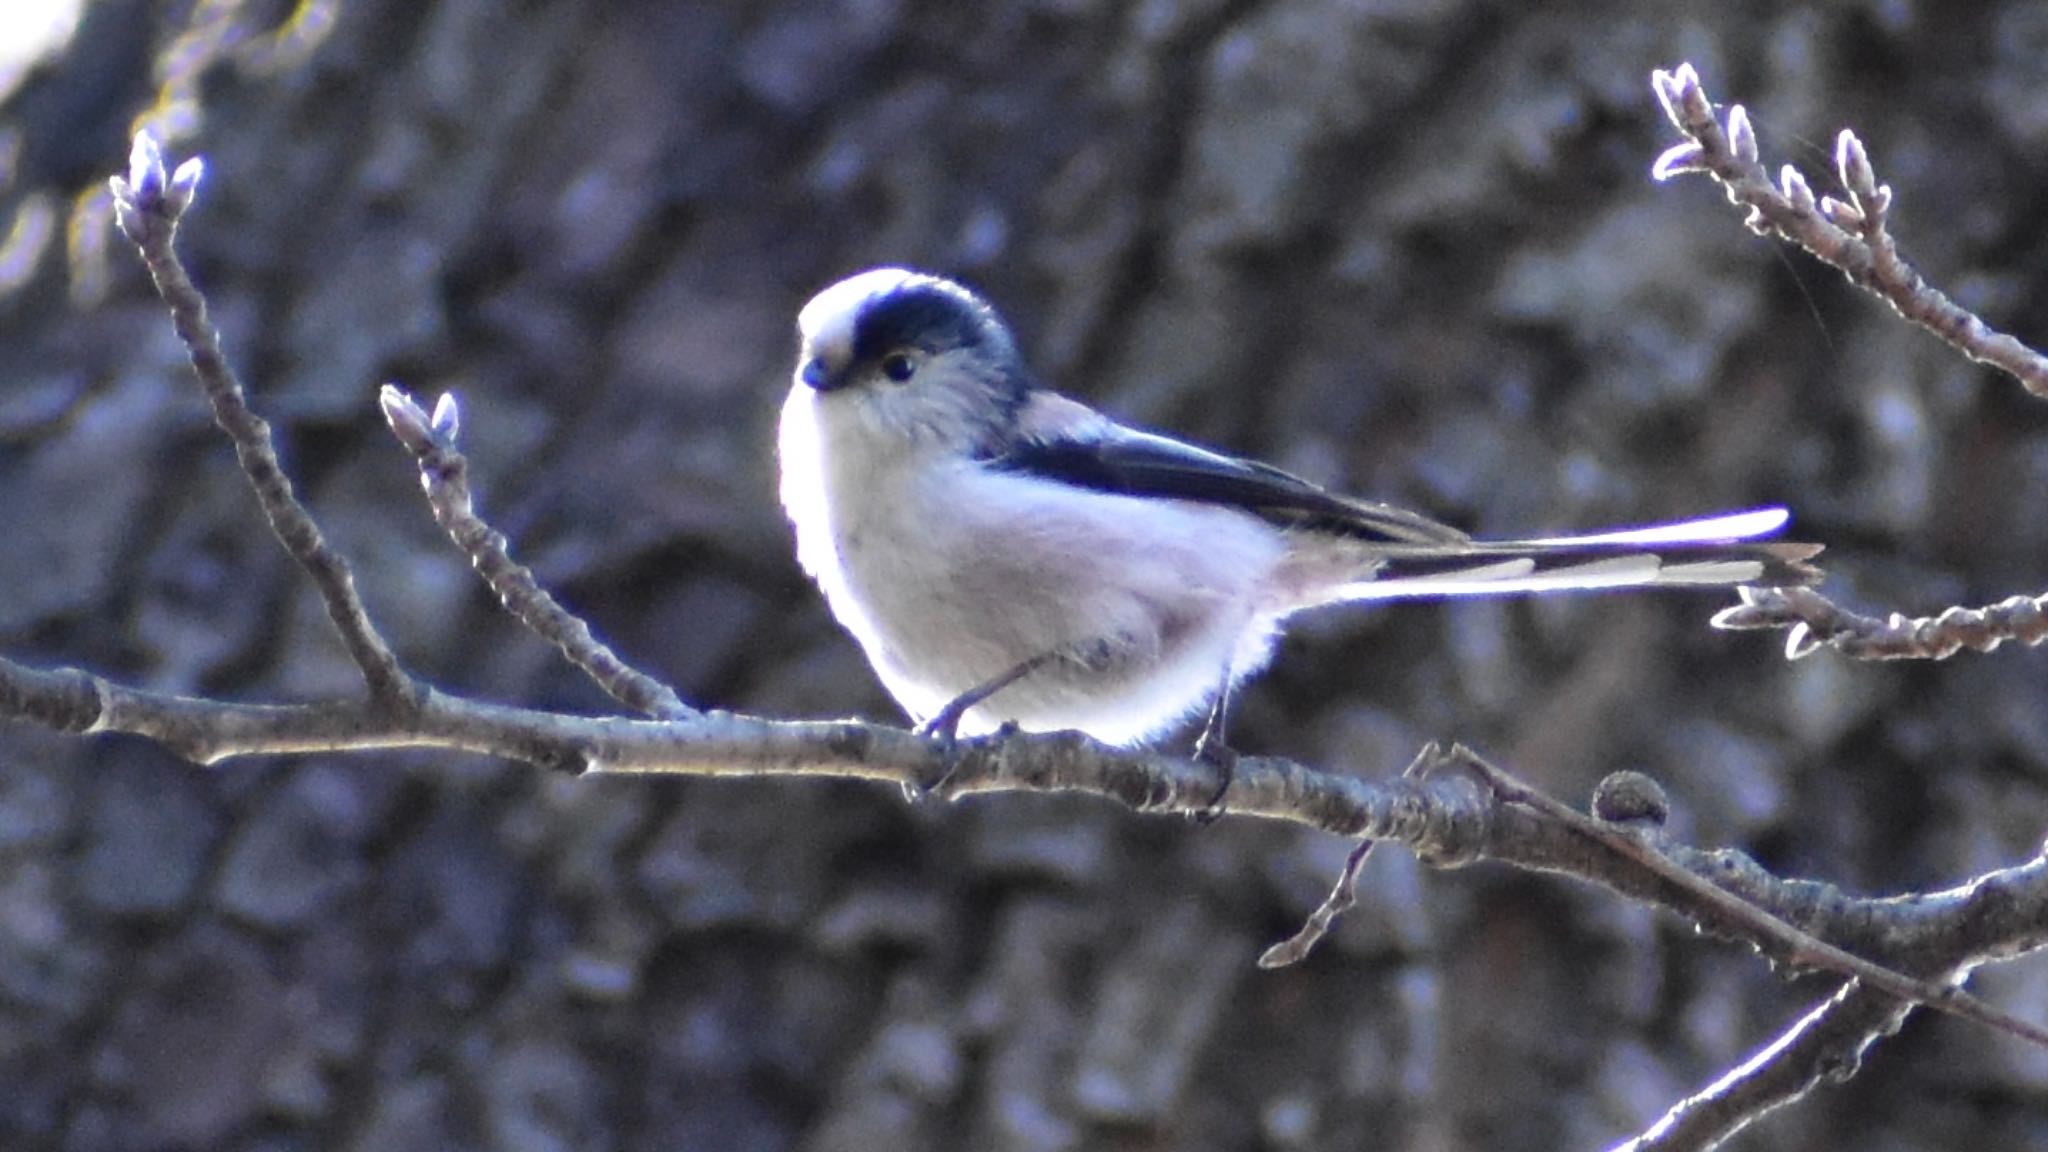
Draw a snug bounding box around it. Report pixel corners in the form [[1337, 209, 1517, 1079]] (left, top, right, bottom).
[[791, 268, 1030, 453]]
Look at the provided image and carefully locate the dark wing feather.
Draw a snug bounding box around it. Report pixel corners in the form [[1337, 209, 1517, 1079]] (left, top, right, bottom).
[[986, 426, 1469, 545]]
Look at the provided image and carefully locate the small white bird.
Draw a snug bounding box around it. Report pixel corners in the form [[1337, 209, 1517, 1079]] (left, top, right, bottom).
[[778, 268, 1821, 751]]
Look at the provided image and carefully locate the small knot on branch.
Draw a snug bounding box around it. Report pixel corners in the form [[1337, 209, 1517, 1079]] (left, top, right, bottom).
[[1593, 771, 1670, 827]]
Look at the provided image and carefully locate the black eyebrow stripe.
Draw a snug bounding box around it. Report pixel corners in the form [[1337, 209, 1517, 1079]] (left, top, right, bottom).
[[852, 283, 991, 361]]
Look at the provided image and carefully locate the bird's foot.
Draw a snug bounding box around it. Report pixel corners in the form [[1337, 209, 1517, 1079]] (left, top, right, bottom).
[[905, 655, 1052, 801], [1190, 729, 1240, 825], [906, 706, 969, 802], [908, 701, 1016, 801]]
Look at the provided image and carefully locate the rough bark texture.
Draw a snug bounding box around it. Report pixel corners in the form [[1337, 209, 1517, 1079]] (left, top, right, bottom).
[[3, 2, 2047, 1149]]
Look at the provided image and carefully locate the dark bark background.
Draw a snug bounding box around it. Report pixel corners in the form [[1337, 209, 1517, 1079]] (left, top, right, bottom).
[[3, 1, 2048, 1149]]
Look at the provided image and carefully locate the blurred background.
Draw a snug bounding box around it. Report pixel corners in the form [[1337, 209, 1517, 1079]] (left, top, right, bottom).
[[2, 1, 2047, 1149]]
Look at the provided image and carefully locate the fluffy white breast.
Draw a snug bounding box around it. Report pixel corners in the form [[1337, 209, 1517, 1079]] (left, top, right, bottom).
[[776, 383, 836, 583], [776, 379, 925, 680]]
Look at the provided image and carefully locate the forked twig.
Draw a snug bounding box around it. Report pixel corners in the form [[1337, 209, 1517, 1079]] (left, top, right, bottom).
[[380, 387, 695, 719], [1444, 746, 2042, 1049], [108, 134, 420, 710]]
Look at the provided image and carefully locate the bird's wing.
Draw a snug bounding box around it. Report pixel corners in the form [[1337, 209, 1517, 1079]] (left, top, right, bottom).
[[988, 391, 1470, 545]]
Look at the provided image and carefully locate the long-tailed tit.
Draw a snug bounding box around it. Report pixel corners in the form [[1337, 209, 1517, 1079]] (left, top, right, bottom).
[[778, 268, 1821, 749]]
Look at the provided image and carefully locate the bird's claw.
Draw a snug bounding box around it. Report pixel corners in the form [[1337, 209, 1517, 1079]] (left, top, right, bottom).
[[909, 702, 986, 800], [1190, 732, 1239, 824]]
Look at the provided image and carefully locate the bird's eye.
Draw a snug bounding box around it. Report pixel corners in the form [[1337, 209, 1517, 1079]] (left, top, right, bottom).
[[880, 352, 917, 383]]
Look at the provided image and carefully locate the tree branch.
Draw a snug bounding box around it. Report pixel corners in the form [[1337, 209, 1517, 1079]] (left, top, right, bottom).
[[7, 633, 2044, 1056], [1649, 63, 2048, 396], [378, 385, 694, 719], [107, 134, 421, 710], [1619, 984, 1912, 1152], [1712, 585, 2048, 660], [1654, 63, 2048, 664]]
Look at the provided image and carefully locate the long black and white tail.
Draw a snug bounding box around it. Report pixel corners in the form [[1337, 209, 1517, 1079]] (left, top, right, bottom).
[[1330, 508, 1822, 602]]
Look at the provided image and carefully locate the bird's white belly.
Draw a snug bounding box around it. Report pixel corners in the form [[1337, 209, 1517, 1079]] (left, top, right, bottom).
[[814, 455, 1288, 744]]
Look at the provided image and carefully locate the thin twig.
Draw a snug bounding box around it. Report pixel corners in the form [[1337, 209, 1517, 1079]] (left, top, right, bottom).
[[1712, 585, 2048, 660], [1617, 983, 1913, 1152], [1257, 742, 1440, 968], [380, 386, 695, 719], [1650, 63, 2048, 396], [1259, 837, 1374, 969], [108, 133, 420, 710]]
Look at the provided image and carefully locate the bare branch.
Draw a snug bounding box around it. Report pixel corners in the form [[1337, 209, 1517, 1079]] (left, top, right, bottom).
[[1450, 747, 2048, 1050], [1619, 985, 1911, 1152], [1713, 585, 2048, 660], [1626, 837, 2048, 1151], [8, 632, 2044, 1055], [1258, 839, 1372, 969], [107, 133, 420, 710], [379, 385, 695, 719], [1650, 63, 2048, 397], [1653, 65, 2048, 665], [1258, 742, 1443, 967]]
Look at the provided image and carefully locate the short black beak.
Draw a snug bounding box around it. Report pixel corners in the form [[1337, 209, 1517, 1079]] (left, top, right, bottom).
[[800, 357, 838, 391]]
